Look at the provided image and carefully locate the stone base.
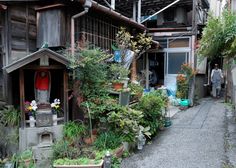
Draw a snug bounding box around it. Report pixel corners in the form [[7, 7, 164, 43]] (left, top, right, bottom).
[[33, 146, 53, 168], [19, 124, 63, 152]]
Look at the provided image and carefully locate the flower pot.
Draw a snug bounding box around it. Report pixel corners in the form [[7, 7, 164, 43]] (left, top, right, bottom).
[[113, 145, 125, 158], [53, 160, 104, 168], [52, 114, 58, 126], [19, 159, 31, 167], [120, 78, 129, 88], [112, 82, 124, 91], [84, 135, 96, 145], [29, 116, 35, 128]]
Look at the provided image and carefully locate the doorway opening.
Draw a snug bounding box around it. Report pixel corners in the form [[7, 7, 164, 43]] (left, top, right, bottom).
[[148, 52, 165, 88]]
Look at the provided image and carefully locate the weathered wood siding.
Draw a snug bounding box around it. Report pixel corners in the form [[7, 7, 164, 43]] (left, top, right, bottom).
[[9, 5, 37, 62], [37, 9, 66, 48], [0, 11, 4, 100]]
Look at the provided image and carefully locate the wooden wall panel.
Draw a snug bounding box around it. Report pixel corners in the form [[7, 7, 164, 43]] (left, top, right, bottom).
[[37, 9, 66, 48], [9, 5, 37, 63], [11, 20, 27, 38]]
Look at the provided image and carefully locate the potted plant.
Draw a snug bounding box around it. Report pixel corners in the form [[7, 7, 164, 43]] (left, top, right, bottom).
[[12, 149, 35, 168], [53, 142, 104, 168], [110, 64, 130, 90], [53, 157, 104, 168], [51, 98, 61, 126], [25, 100, 37, 127]]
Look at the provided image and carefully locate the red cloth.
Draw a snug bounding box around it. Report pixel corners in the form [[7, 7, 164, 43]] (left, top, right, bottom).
[[35, 71, 49, 90]]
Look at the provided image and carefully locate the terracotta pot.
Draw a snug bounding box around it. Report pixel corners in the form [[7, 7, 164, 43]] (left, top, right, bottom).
[[84, 135, 96, 145], [113, 145, 125, 158], [19, 159, 31, 167], [112, 82, 124, 91], [92, 129, 97, 136]]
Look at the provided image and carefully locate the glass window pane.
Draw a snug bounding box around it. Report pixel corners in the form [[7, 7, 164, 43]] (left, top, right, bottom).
[[168, 53, 186, 74]]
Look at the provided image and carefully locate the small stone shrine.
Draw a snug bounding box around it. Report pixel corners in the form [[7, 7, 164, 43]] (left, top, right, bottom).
[[3, 48, 69, 166]]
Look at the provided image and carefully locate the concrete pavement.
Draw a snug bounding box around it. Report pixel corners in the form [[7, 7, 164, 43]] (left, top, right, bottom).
[[121, 98, 236, 168]]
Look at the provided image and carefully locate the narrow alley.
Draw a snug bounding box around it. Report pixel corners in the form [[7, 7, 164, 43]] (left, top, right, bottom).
[[122, 98, 236, 168]]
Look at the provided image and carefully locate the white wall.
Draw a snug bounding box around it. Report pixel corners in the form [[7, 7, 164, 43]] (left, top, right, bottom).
[[232, 0, 236, 11], [209, 0, 226, 17]]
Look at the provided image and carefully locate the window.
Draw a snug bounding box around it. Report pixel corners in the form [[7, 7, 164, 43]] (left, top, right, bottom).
[[164, 8, 175, 22], [167, 52, 189, 74], [168, 38, 190, 48]]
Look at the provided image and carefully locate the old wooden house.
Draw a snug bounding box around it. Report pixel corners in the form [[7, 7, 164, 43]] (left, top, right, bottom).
[[97, 0, 209, 99], [0, 0, 146, 161]]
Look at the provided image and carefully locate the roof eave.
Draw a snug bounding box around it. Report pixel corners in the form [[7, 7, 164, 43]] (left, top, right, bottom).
[[78, 0, 146, 31], [3, 48, 69, 73]]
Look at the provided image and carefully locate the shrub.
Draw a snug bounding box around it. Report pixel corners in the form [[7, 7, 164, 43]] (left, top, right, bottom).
[[136, 91, 165, 135], [107, 107, 143, 142]]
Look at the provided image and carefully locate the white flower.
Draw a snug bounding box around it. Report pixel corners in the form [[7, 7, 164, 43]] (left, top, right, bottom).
[[30, 100, 37, 107], [54, 98, 60, 105], [51, 102, 55, 108], [32, 106, 38, 111]]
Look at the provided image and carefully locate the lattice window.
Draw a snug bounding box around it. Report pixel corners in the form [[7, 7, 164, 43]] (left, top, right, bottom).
[[75, 15, 119, 53]]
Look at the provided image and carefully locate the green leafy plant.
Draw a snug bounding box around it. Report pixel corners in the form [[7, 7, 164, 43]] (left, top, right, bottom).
[[53, 157, 103, 166], [198, 10, 236, 61], [11, 149, 35, 168], [63, 121, 86, 140], [176, 63, 196, 99], [53, 149, 105, 166], [94, 131, 122, 150], [52, 140, 81, 160], [136, 91, 165, 135], [111, 156, 122, 168], [1, 106, 20, 127], [176, 74, 188, 99], [108, 107, 143, 142], [128, 83, 143, 101], [109, 64, 130, 82]]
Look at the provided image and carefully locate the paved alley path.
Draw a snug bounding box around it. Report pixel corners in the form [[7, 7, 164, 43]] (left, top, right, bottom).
[[121, 98, 236, 168]]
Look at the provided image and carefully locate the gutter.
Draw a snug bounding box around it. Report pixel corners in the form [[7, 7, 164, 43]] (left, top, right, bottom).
[[71, 11, 88, 56], [78, 0, 146, 30], [71, 0, 92, 56]]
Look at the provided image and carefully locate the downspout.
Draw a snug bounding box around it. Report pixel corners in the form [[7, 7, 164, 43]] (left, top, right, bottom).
[[71, 0, 92, 56]]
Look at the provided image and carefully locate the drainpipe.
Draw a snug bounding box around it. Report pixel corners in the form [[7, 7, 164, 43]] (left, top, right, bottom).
[[111, 0, 115, 10], [133, 0, 136, 21], [137, 0, 141, 23], [71, 0, 92, 56]]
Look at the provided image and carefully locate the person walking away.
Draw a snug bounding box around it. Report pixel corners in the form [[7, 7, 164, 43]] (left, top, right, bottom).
[[211, 64, 223, 98]]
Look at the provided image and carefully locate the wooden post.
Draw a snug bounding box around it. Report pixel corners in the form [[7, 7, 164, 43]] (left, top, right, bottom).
[[131, 53, 137, 82], [145, 53, 149, 89], [19, 69, 25, 128], [63, 70, 68, 122]]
